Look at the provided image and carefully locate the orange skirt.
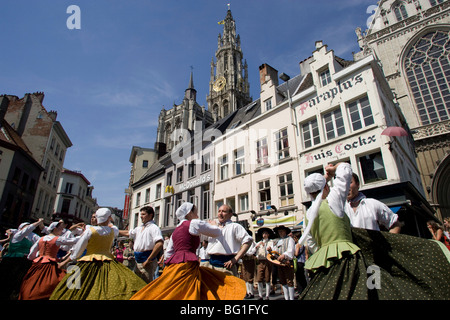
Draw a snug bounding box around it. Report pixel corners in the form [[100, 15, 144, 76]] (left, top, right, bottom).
[[19, 261, 66, 300], [130, 261, 246, 300]]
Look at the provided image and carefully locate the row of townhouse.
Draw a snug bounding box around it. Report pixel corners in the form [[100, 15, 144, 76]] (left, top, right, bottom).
[[0, 93, 98, 230], [126, 41, 437, 239]]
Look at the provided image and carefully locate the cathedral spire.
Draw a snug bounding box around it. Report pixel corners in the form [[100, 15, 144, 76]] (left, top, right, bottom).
[[185, 68, 196, 101], [207, 7, 251, 121]]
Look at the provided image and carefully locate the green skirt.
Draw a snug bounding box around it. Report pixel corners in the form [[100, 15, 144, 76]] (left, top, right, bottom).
[[299, 228, 450, 300], [50, 259, 147, 300]]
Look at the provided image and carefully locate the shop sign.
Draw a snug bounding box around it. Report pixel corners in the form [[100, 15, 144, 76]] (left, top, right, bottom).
[[298, 73, 364, 116], [178, 173, 212, 192], [304, 134, 377, 164]]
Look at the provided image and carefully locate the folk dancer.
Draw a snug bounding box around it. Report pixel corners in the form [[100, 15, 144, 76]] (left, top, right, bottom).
[[254, 227, 275, 300], [19, 221, 81, 300], [345, 173, 401, 233], [50, 208, 146, 300], [268, 225, 296, 300], [0, 219, 43, 300], [205, 204, 253, 276], [299, 163, 450, 299], [131, 202, 246, 300], [241, 231, 256, 299], [119, 206, 164, 283]]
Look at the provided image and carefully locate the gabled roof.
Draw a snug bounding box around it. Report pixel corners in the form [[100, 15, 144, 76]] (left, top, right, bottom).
[[0, 119, 43, 170], [0, 119, 33, 156]]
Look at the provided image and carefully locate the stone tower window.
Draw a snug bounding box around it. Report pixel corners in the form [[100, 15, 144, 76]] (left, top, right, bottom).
[[393, 1, 408, 22], [404, 29, 450, 125]]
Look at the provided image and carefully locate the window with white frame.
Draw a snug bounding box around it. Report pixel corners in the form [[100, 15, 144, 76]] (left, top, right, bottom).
[[202, 184, 210, 220], [202, 153, 211, 172], [48, 165, 55, 185], [188, 160, 196, 178], [347, 95, 374, 131], [176, 166, 184, 183], [175, 194, 184, 215], [164, 200, 171, 226], [320, 68, 331, 86], [65, 182, 73, 194], [234, 147, 245, 175], [256, 137, 269, 166], [166, 171, 172, 186], [226, 197, 236, 213], [239, 193, 249, 212], [154, 206, 160, 225], [275, 128, 290, 160], [145, 188, 150, 203], [265, 98, 272, 111], [258, 179, 271, 211], [219, 155, 229, 180], [155, 183, 161, 199], [323, 108, 346, 140], [135, 192, 141, 207], [301, 118, 320, 149], [188, 189, 196, 206], [279, 172, 294, 207], [215, 200, 224, 215]]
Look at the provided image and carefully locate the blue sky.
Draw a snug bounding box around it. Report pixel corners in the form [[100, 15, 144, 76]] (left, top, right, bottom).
[[0, 0, 375, 208]]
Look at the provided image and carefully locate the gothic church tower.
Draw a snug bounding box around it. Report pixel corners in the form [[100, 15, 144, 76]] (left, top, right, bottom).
[[207, 9, 251, 121]]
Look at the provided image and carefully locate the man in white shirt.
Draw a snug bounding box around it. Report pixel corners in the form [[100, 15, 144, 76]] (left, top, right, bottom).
[[345, 173, 401, 233], [268, 225, 295, 300], [206, 204, 253, 276], [119, 206, 163, 283]]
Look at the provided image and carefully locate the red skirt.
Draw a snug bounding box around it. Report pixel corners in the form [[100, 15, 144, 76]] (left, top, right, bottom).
[[19, 261, 66, 300]]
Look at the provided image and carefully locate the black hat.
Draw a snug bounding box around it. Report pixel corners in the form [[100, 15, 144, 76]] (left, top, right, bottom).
[[257, 227, 275, 239], [273, 225, 291, 235]]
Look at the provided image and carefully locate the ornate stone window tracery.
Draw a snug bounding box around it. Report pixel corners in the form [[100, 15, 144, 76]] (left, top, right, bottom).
[[404, 29, 450, 125]]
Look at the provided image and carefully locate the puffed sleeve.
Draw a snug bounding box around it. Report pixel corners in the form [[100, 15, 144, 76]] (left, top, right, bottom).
[[189, 219, 222, 238]]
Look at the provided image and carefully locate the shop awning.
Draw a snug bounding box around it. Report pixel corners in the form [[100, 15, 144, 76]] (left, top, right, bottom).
[[252, 214, 298, 229]]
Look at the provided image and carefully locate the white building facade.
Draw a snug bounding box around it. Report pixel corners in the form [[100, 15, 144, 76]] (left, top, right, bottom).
[[128, 161, 165, 231], [213, 63, 306, 232], [295, 41, 422, 200], [54, 169, 97, 224]]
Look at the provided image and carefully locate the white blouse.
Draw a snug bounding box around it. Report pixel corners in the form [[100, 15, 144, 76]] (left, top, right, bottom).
[[27, 234, 80, 260]]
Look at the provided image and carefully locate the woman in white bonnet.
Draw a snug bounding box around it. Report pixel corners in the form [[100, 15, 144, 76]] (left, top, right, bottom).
[[299, 163, 450, 300], [50, 208, 146, 300], [131, 202, 247, 300], [19, 220, 81, 300], [0, 219, 43, 299], [298, 162, 366, 299]]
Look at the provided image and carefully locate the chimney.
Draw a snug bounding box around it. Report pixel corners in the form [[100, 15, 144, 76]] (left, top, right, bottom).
[[259, 63, 279, 88], [48, 110, 58, 121], [0, 95, 10, 127], [33, 91, 45, 104], [17, 94, 32, 137]]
